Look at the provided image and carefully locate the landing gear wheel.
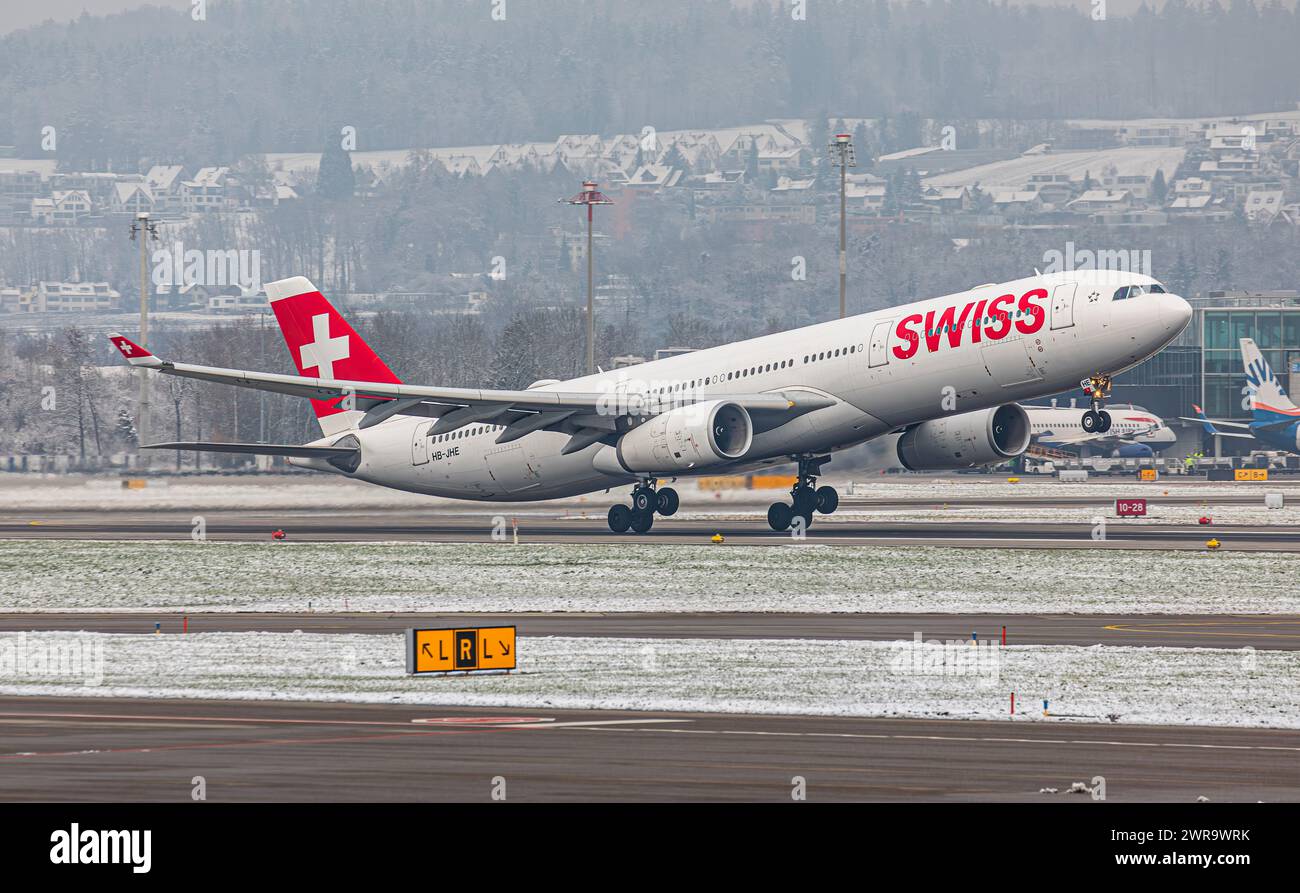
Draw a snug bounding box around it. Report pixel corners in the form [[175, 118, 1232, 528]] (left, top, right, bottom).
[[607, 504, 632, 534], [792, 486, 818, 517], [767, 502, 793, 532], [1097, 410, 1112, 433], [629, 509, 655, 533], [785, 453, 831, 534], [1081, 410, 1100, 433], [815, 485, 839, 515], [631, 487, 656, 513], [656, 487, 679, 516]]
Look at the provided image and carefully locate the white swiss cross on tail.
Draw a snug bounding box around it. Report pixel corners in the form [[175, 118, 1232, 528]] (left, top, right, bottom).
[[106, 333, 160, 367], [298, 313, 350, 379], [265, 276, 402, 436]]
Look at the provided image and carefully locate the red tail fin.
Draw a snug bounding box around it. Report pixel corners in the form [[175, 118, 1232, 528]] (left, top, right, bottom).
[[266, 276, 401, 434]]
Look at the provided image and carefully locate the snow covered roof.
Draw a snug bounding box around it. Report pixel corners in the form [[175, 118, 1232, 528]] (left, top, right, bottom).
[[626, 164, 682, 188], [146, 164, 185, 192], [771, 176, 815, 192], [1070, 189, 1130, 204], [114, 181, 153, 204], [846, 183, 887, 200], [187, 167, 230, 187], [1169, 194, 1213, 209], [992, 190, 1039, 204]]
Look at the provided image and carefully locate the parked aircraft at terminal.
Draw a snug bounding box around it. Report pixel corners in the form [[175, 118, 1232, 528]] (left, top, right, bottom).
[[1184, 337, 1300, 456], [110, 271, 1192, 532], [1023, 401, 1178, 457]]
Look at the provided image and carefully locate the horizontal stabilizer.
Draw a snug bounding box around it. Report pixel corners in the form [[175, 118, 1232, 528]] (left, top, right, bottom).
[[142, 442, 358, 458]]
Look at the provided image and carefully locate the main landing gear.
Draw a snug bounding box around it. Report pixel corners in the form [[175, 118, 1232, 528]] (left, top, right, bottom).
[[768, 455, 838, 532], [1079, 374, 1114, 434], [607, 480, 679, 534]]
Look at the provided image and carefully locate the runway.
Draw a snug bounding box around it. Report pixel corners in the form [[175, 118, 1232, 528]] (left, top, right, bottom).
[[1, 696, 1295, 802], [4, 509, 1298, 550], [4, 612, 1299, 650]]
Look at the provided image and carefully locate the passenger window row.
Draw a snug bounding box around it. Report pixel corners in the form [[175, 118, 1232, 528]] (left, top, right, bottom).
[[802, 345, 857, 364], [431, 424, 504, 443]]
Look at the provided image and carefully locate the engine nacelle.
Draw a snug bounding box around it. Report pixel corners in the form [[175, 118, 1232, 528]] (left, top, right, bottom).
[[896, 404, 1030, 471], [1112, 443, 1154, 459], [596, 400, 753, 474]]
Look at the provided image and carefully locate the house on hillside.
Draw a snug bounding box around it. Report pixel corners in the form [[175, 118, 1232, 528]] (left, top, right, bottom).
[[111, 181, 154, 216], [1067, 189, 1132, 213], [182, 167, 235, 213], [145, 165, 187, 213]]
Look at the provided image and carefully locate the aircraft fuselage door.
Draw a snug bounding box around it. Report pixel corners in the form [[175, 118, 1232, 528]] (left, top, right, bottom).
[[411, 422, 430, 465], [868, 320, 892, 368], [1051, 283, 1077, 330]]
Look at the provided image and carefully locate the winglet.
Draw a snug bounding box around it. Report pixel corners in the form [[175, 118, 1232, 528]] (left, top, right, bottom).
[[107, 332, 163, 367]]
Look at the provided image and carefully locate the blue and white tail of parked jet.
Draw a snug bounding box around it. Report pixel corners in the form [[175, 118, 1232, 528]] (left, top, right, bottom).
[[1181, 338, 1300, 454]]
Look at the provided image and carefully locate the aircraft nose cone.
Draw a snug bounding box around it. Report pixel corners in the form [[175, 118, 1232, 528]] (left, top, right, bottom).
[[1161, 294, 1193, 333]]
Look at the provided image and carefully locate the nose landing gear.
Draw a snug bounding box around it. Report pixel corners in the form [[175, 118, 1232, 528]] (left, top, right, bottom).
[[607, 480, 680, 533], [1080, 374, 1114, 433], [767, 454, 837, 532]]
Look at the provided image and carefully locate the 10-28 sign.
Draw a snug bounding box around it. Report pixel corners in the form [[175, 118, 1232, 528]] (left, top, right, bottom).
[[1115, 498, 1147, 517]]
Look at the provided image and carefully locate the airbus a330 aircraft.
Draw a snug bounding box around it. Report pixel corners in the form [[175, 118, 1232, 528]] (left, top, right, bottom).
[[109, 271, 1191, 533], [1182, 337, 1300, 455], [1024, 401, 1177, 457]]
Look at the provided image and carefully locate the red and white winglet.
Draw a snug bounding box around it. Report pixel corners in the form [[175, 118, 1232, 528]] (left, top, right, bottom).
[[107, 333, 163, 367]]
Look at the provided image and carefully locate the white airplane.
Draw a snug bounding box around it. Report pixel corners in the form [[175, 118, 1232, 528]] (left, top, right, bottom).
[[109, 271, 1191, 533], [1023, 401, 1178, 457]]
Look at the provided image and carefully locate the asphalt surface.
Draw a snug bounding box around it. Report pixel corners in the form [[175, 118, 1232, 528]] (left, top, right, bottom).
[[1, 697, 1295, 802], [3, 612, 1298, 650], [4, 509, 1298, 550]]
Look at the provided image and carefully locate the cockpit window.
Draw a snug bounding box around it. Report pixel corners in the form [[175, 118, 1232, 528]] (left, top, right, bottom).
[[1114, 282, 1168, 300]]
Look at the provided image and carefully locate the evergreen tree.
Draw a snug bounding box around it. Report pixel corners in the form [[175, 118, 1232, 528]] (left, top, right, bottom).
[[317, 138, 355, 201], [661, 144, 690, 174], [852, 120, 872, 169], [1150, 168, 1168, 205]]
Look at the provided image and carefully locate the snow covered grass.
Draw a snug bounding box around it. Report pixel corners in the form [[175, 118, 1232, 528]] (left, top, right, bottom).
[[2, 540, 1299, 614], [0, 631, 1294, 729]]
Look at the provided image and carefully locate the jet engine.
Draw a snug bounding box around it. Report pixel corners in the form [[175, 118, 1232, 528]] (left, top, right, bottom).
[[896, 404, 1030, 471], [595, 400, 753, 474], [1112, 443, 1155, 459]]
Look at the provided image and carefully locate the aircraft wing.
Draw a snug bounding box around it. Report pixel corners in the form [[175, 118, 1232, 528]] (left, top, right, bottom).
[[1176, 416, 1255, 439], [1177, 416, 1252, 429], [108, 333, 836, 453]]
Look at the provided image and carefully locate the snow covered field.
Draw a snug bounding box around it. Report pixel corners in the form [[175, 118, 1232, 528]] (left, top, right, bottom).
[[0, 631, 1293, 729], [2, 540, 1299, 614]]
